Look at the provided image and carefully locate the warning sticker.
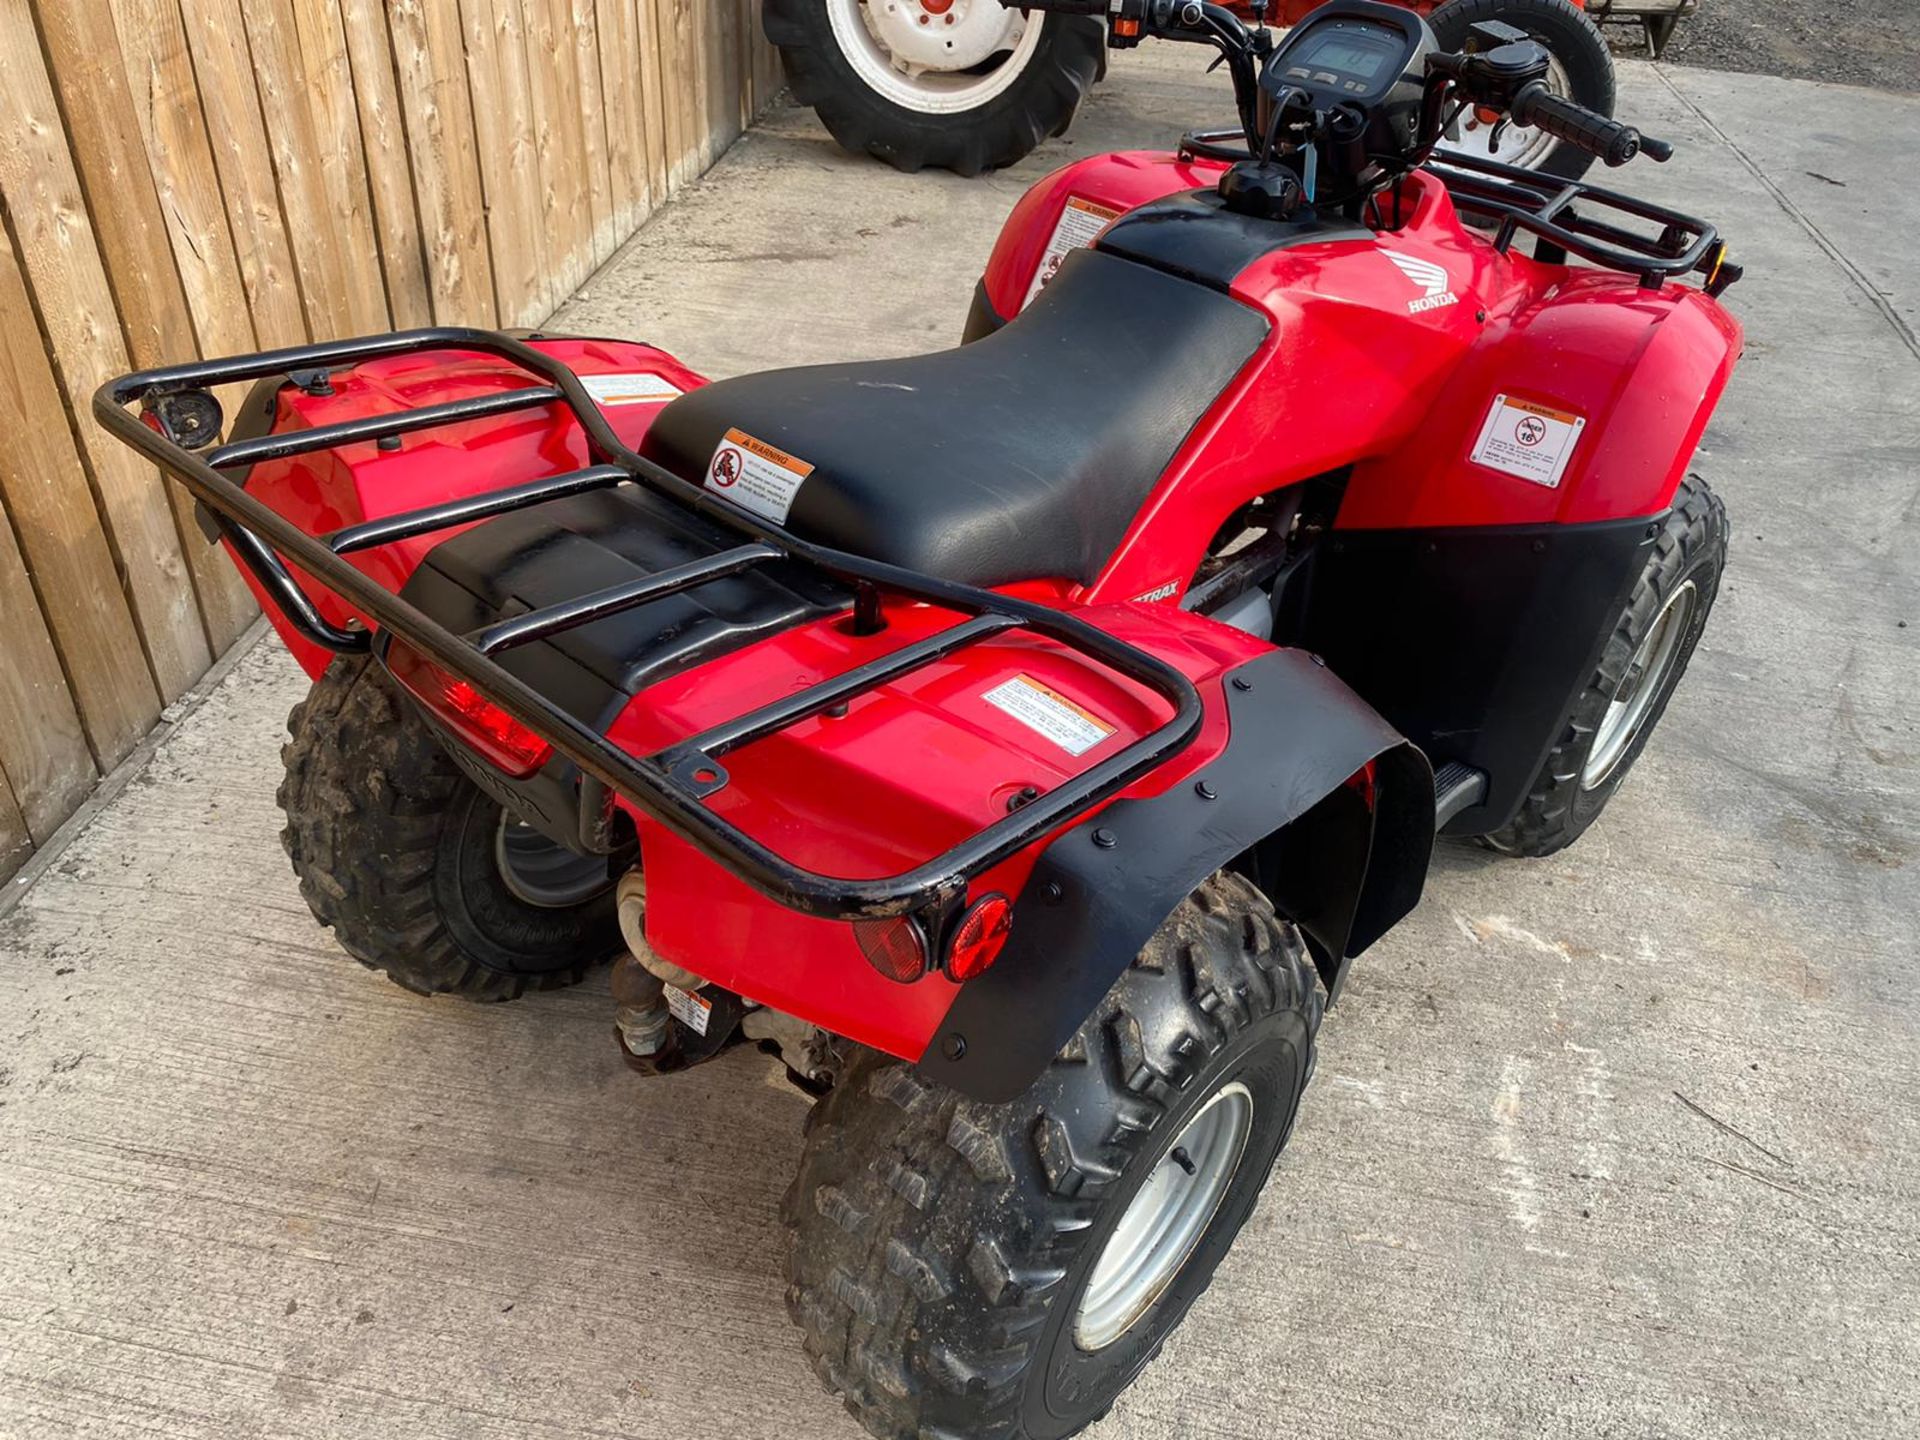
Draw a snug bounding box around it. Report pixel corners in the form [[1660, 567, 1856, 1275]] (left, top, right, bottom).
[[705, 427, 813, 524], [1469, 393, 1587, 490], [983, 674, 1116, 757], [1023, 196, 1124, 309], [663, 983, 712, 1036], [580, 372, 682, 407]]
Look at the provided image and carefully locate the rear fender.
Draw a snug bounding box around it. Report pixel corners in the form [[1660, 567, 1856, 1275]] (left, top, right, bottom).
[[916, 649, 1434, 1102]]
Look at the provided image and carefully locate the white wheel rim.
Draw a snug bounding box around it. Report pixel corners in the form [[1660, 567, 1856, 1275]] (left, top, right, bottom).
[[1581, 579, 1698, 790], [1449, 54, 1573, 168], [826, 0, 1043, 115], [1073, 1082, 1255, 1352]]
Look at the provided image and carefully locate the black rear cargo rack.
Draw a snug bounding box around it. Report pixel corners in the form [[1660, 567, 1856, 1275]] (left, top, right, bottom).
[[97, 330, 1203, 928]]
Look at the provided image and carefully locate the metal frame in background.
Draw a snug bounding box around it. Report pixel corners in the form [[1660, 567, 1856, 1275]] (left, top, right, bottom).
[[95, 330, 1204, 928]]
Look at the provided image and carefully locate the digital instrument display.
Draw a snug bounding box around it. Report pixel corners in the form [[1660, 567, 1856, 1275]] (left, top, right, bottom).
[[1278, 21, 1407, 98], [1297, 35, 1396, 81]]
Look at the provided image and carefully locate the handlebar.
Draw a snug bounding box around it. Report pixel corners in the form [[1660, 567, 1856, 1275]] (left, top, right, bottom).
[[1510, 83, 1667, 168]]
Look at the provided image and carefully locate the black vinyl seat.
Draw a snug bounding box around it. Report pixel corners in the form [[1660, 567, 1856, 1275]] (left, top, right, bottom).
[[641, 248, 1269, 589]]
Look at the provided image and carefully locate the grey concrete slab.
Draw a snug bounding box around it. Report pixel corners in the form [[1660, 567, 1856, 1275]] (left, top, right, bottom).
[[4, 49, 1918, 1440]]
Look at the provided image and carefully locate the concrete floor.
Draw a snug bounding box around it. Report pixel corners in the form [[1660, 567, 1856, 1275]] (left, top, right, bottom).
[[4, 47, 1918, 1440]]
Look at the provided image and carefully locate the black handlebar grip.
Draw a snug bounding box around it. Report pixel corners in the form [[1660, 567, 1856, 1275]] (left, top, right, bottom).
[[1511, 83, 1641, 167]]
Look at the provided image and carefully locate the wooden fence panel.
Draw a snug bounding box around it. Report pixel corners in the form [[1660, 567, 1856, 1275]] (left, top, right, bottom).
[[388, 0, 500, 324], [0, 0, 779, 870], [0, 234, 159, 768], [0, 491, 97, 840], [337, 0, 433, 328], [0, 0, 210, 702], [0, 776, 27, 884], [40, 0, 261, 654]]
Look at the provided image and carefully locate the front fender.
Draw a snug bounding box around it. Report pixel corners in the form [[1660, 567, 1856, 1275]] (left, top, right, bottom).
[[917, 649, 1434, 1102]]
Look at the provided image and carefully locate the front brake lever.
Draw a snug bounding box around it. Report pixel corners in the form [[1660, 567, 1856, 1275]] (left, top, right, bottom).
[[1640, 136, 1675, 162]]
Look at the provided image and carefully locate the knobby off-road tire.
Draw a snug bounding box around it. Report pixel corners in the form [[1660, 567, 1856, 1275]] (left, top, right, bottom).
[[764, 0, 1104, 176], [1486, 473, 1727, 858], [279, 655, 622, 1000], [1429, 0, 1615, 181], [784, 871, 1322, 1440]]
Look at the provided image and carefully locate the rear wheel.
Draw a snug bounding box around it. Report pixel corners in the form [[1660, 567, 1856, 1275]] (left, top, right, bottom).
[[764, 0, 1104, 176], [279, 655, 621, 1000], [1429, 0, 1615, 180], [1485, 474, 1727, 858], [783, 871, 1321, 1439]]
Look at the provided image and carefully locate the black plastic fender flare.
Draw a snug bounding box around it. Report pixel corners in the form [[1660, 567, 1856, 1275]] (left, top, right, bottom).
[[916, 648, 1435, 1103]]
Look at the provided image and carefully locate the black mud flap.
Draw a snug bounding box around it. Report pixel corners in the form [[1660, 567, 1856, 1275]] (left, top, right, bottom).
[[918, 648, 1434, 1103]]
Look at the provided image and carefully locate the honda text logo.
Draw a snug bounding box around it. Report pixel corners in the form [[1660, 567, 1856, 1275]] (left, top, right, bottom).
[[1382, 251, 1459, 314]]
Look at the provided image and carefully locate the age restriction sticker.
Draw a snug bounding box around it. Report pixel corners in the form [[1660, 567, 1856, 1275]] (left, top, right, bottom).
[[579, 372, 681, 406], [1469, 394, 1588, 489], [706, 427, 813, 524], [1023, 196, 1124, 309], [663, 983, 712, 1036], [983, 674, 1116, 757]]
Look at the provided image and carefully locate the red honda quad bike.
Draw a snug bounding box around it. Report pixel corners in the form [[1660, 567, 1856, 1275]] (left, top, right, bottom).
[[99, 3, 1741, 1434], [767, 0, 1627, 178]]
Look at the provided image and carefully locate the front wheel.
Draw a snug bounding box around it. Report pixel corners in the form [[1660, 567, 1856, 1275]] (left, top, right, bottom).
[[1485, 474, 1727, 858], [1429, 0, 1616, 181], [763, 0, 1105, 176], [783, 872, 1321, 1439]]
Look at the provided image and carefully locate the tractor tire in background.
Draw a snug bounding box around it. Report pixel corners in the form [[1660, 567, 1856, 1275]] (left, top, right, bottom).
[[1429, 0, 1615, 180], [764, 0, 1105, 176], [279, 655, 623, 1000]]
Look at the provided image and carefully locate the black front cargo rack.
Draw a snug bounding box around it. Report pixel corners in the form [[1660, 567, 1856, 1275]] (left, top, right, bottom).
[[1428, 147, 1736, 294], [97, 330, 1203, 927]]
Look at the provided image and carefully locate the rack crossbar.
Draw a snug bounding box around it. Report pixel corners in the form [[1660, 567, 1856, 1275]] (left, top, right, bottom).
[[327, 464, 630, 555]]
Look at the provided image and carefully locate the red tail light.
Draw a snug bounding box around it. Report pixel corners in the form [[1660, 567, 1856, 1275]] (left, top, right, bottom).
[[945, 893, 1013, 982], [385, 641, 554, 778], [854, 916, 930, 984]]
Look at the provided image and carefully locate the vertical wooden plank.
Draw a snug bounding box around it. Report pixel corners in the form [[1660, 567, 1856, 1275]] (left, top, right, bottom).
[[0, 769, 29, 885], [387, 0, 500, 325], [279, 0, 393, 332], [566, 0, 617, 267], [112, 0, 263, 359], [593, 0, 644, 235], [523, 0, 594, 297], [457, 0, 554, 326], [630, 0, 669, 206], [176, 0, 311, 345], [38, 0, 259, 654], [336, 0, 432, 328], [236, 0, 381, 337], [0, 0, 211, 703], [0, 493, 98, 838], [0, 235, 159, 768]]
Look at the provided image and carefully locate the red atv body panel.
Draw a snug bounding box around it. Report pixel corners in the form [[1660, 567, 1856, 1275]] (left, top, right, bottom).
[[218, 144, 1737, 1077], [980, 156, 1739, 608]]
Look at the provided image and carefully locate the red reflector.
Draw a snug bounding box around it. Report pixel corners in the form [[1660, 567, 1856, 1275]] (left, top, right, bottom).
[[854, 916, 930, 984], [945, 893, 1013, 982], [385, 641, 554, 778]]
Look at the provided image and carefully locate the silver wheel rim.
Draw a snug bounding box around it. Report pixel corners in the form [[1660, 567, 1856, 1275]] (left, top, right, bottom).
[[1074, 1081, 1255, 1352], [494, 816, 613, 909], [1581, 580, 1697, 790], [1449, 53, 1572, 168], [826, 0, 1042, 115]]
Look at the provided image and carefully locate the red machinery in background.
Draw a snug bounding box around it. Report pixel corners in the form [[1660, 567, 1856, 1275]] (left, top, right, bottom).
[[762, 0, 1686, 177]]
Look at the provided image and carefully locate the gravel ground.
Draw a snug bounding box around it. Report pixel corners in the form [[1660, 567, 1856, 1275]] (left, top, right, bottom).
[[1609, 0, 1920, 93]]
